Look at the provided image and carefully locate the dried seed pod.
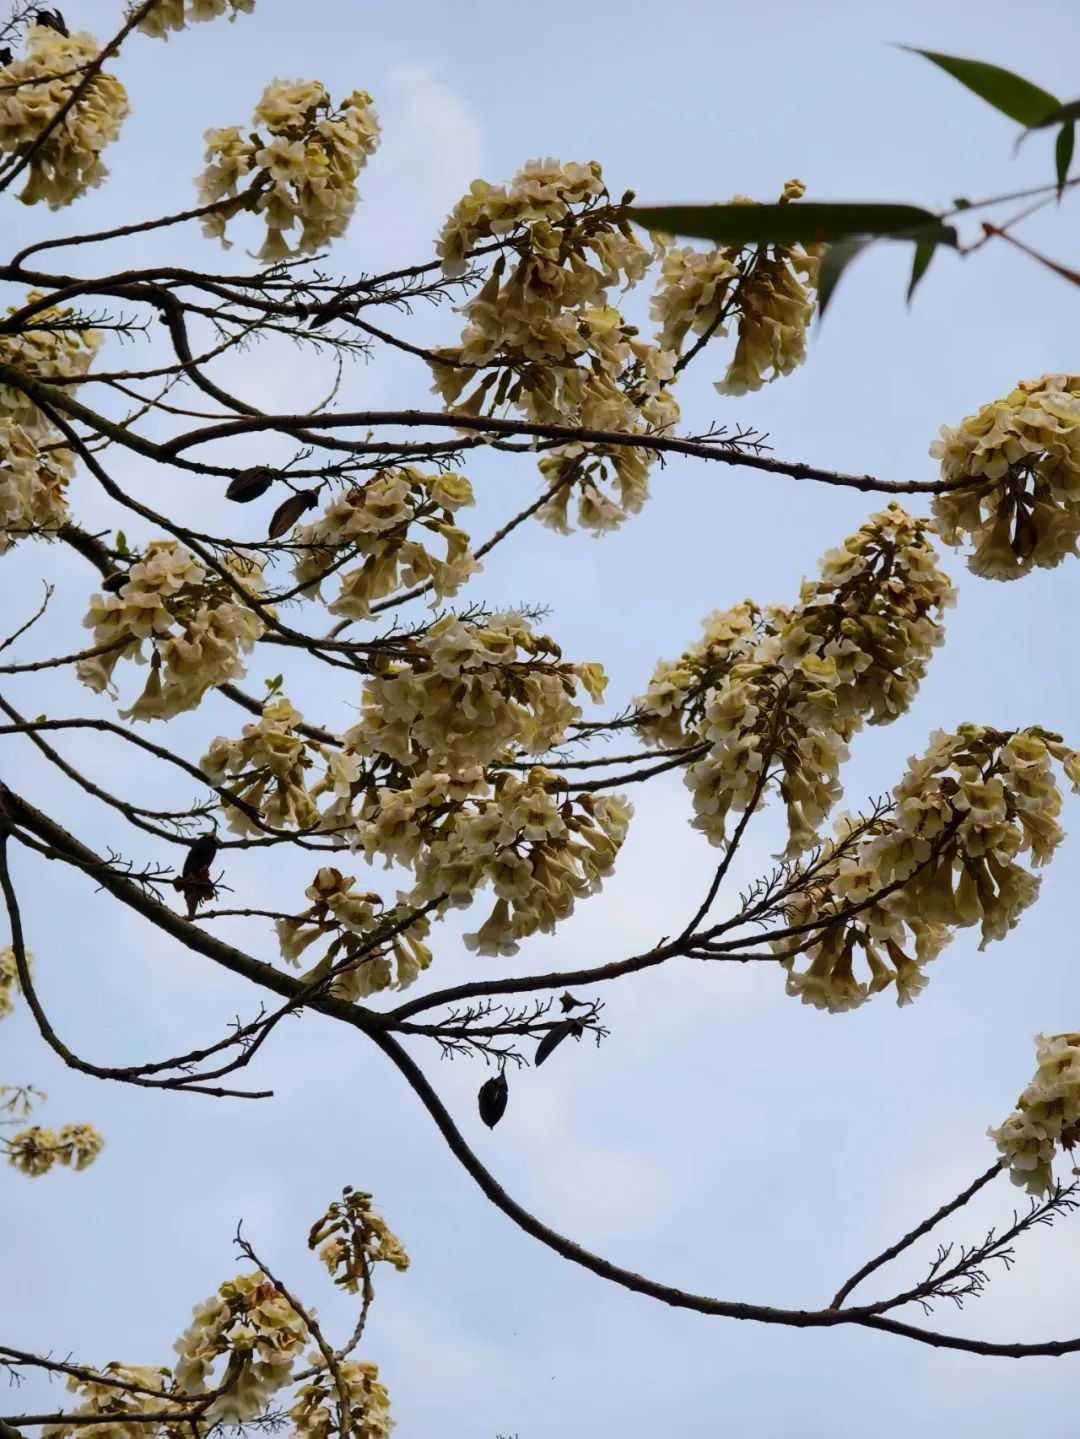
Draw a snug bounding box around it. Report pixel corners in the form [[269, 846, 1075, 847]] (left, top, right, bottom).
[[267, 490, 319, 540], [478, 1072, 509, 1129], [226, 467, 276, 504], [101, 571, 128, 594], [182, 833, 219, 880], [534, 1019, 579, 1067]]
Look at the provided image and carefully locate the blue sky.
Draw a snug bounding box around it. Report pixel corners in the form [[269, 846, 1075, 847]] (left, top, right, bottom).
[[3, 1, 1080, 1435]]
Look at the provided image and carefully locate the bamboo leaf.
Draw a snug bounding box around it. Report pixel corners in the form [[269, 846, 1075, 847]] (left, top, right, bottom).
[[904, 47, 1059, 126], [1056, 122, 1076, 198], [628, 201, 955, 249], [907, 239, 937, 303]]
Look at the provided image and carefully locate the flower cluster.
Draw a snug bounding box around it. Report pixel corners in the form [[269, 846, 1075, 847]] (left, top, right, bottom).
[[173, 1271, 309, 1425], [777, 726, 1080, 1013], [437, 157, 611, 277], [274, 867, 432, 998], [41, 1365, 174, 1439], [290, 468, 478, 617], [291, 1359, 394, 1439], [990, 1032, 1080, 1195], [0, 27, 128, 208], [1, 292, 102, 431], [432, 159, 679, 531], [138, 0, 254, 39], [637, 505, 954, 853], [199, 79, 380, 262], [0, 419, 72, 552], [77, 542, 267, 720], [363, 766, 633, 957], [308, 1185, 410, 1293], [202, 697, 360, 836], [0, 944, 27, 1019], [0, 293, 101, 552], [6, 1121, 104, 1175], [649, 179, 822, 395], [930, 374, 1080, 580], [348, 611, 607, 771], [241, 617, 629, 964], [534, 440, 656, 536]]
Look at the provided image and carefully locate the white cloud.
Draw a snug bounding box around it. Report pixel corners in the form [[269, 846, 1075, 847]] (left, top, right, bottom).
[[381, 63, 486, 216]]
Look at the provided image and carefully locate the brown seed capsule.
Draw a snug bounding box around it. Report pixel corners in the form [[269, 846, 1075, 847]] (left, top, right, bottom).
[[267, 490, 319, 540], [226, 467, 276, 504], [534, 1019, 578, 1067], [478, 1072, 509, 1129], [182, 833, 219, 880], [101, 571, 128, 594]]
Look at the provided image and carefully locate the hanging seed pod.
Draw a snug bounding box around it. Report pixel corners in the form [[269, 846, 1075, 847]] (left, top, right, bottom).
[[559, 991, 586, 1013], [478, 1072, 509, 1129], [226, 467, 276, 504], [182, 832, 219, 880], [267, 490, 319, 540], [101, 570, 128, 594], [534, 1018, 579, 1067]]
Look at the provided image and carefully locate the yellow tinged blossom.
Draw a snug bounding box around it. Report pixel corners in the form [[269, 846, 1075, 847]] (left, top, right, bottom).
[[0, 28, 127, 208]]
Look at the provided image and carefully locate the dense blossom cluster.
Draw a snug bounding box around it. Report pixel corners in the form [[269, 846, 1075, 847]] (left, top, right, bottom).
[[344, 614, 631, 953], [431, 159, 680, 532], [199, 78, 380, 261], [6, 1120, 104, 1175], [373, 766, 633, 957], [650, 179, 823, 396], [291, 1359, 394, 1439], [0, 293, 101, 551], [138, 0, 255, 39], [990, 1032, 1080, 1196], [0, 27, 128, 207], [173, 1270, 310, 1425], [274, 866, 432, 998], [290, 468, 478, 617], [201, 697, 359, 836], [637, 505, 954, 853], [78, 542, 267, 720], [348, 611, 606, 771], [777, 725, 1080, 1013], [930, 374, 1080, 580]]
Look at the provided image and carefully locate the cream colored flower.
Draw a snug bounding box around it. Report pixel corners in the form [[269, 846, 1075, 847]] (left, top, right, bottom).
[[991, 1032, 1080, 1195], [0, 28, 127, 208], [138, 0, 254, 38], [77, 543, 267, 720], [931, 375, 1080, 581], [199, 79, 380, 259]]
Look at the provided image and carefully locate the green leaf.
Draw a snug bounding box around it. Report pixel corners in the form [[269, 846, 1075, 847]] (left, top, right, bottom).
[[1025, 97, 1080, 129], [264, 673, 283, 695], [1056, 122, 1076, 197], [904, 47, 1059, 126], [907, 240, 938, 303], [816, 238, 874, 318], [114, 529, 128, 556], [628, 202, 956, 248]]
